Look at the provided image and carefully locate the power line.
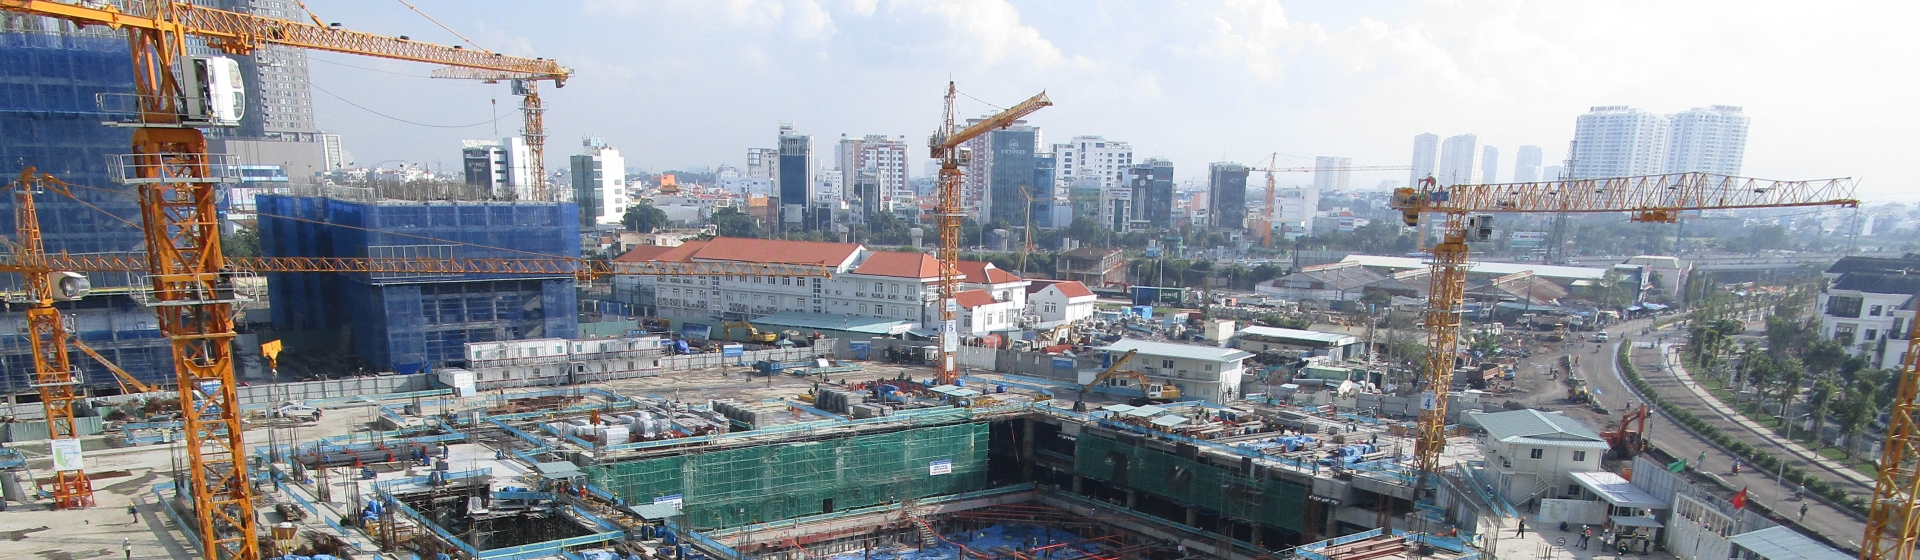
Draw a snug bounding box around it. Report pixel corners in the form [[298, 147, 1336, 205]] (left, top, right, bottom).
[[308, 82, 510, 129]]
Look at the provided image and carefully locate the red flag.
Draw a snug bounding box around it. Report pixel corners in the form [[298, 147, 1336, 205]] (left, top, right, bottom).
[[1732, 487, 1748, 509]]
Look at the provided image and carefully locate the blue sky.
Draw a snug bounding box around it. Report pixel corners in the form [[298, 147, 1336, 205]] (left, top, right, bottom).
[[305, 0, 1919, 200]]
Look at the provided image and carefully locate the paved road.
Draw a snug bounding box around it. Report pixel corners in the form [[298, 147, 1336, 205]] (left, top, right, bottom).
[[1576, 318, 1867, 552]]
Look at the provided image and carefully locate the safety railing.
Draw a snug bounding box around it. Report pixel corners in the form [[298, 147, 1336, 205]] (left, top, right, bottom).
[[107, 152, 244, 184]]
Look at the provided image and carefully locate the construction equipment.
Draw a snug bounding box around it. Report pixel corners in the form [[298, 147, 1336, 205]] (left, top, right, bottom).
[[75, 338, 158, 395], [1866, 318, 1920, 559], [1390, 172, 1857, 520], [1602, 404, 1648, 459], [1247, 155, 1411, 246], [1019, 187, 1037, 275], [929, 82, 1050, 385], [1073, 349, 1177, 410], [4, 169, 93, 508], [722, 321, 778, 344]]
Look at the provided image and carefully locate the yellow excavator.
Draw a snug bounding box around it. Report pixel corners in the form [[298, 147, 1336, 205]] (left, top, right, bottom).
[[722, 321, 778, 343], [1073, 349, 1182, 411]]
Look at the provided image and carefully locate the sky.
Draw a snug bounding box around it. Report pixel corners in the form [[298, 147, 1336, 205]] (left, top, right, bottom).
[[304, 0, 1920, 200]]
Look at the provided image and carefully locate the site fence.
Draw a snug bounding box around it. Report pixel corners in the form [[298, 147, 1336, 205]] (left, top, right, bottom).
[[1073, 432, 1307, 532], [588, 422, 990, 530]]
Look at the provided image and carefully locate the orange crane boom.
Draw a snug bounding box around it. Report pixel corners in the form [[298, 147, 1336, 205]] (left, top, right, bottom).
[[928, 83, 1050, 385], [1389, 172, 1856, 534], [0, 2, 567, 558]]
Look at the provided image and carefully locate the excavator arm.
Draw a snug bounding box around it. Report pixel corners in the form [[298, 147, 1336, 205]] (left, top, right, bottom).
[[72, 338, 156, 394]]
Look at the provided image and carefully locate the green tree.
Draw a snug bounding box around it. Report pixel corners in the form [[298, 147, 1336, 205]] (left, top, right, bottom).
[[710, 206, 761, 238], [1807, 377, 1841, 447], [1802, 338, 1848, 375], [622, 202, 669, 233], [1772, 357, 1806, 420], [223, 227, 260, 258], [1835, 387, 1878, 459]]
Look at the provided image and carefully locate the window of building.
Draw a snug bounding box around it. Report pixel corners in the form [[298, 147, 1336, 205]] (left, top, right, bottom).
[[1204, 364, 1213, 371], [1871, 305, 1884, 316], [1529, 448, 1543, 459], [1828, 296, 1864, 318], [1567, 484, 1581, 497], [1162, 359, 1174, 368], [1573, 451, 1587, 462], [859, 304, 868, 313], [1868, 329, 1880, 341]]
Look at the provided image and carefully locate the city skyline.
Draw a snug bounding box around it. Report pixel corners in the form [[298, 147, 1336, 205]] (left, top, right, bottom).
[[296, 1, 1913, 200]]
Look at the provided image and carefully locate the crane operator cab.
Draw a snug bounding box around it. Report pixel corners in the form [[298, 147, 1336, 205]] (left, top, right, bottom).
[[180, 56, 245, 127]]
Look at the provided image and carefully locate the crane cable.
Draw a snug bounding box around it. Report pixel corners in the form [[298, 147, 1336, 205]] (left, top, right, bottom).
[[393, 0, 494, 55]]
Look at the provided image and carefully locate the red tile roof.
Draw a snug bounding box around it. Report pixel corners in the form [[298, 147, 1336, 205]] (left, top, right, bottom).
[[617, 241, 707, 263], [854, 251, 940, 278], [614, 245, 676, 263], [954, 289, 999, 309], [688, 237, 862, 266], [1028, 279, 1094, 298], [957, 261, 1023, 284]]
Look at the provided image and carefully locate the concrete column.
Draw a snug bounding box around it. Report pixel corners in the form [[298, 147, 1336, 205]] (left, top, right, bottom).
[[1185, 506, 1197, 527], [1125, 490, 1136, 510], [1020, 419, 1035, 481], [1251, 524, 1263, 550], [1072, 475, 1082, 494]]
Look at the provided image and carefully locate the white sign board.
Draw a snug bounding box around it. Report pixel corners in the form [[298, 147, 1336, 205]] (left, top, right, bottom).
[[929, 460, 953, 476], [49, 438, 84, 472], [1420, 392, 1439, 411], [654, 494, 684, 510]]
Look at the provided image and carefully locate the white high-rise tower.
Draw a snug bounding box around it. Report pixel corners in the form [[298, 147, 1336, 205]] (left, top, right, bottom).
[[1437, 134, 1482, 186], [1569, 106, 1668, 179], [1664, 105, 1748, 176]]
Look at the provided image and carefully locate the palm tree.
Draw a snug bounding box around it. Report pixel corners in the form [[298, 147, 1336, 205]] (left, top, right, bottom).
[[1806, 378, 1841, 447], [1773, 357, 1806, 419]]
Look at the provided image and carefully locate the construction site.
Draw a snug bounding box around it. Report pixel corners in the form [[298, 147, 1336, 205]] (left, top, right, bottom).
[[0, 2, 1916, 560]]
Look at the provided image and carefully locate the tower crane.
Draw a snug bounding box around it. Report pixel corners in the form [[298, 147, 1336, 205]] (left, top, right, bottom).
[[4, 170, 96, 509], [1389, 172, 1857, 526], [0, 2, 568, 558], [1245, 155, 1410, 246], [1867, 323, 1920, 559], [929, 82, 1050, 385]]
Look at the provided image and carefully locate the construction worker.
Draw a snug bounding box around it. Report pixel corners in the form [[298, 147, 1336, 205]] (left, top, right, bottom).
[[1799, 503, 1809, 521], [123, 537, 131, 560]]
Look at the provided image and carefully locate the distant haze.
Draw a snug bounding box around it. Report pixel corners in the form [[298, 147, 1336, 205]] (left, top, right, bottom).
[[305, 0, 1920, 201]]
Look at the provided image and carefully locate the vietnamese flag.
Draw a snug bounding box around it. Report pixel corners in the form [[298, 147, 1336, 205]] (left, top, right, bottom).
[[1732, 487, 1748, 509]]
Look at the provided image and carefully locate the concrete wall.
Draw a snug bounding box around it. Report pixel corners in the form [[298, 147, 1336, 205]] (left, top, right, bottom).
[[1535, 498, 1608, 525]]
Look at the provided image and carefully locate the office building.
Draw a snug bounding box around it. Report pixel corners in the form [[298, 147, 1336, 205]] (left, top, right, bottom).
[[1052, 136, 1133, 193], [1030, 152, 1058, 228], [1409, 133, 1439, 185], [777, 123, 811, 227], [1513, 145, 1543, 183], [962, 123, 1040, 225], [1313, 156, 1351, 192], [1664, 105, 1748, 176], [1127, 158, 1174, 230], [745, 147, 777, 179], [1436, 134, 1482, 186], [570, 136, 627, 227], [836, 134, 910, 205], [1569, 106, 1668, 179], [1480, 145, 1499, 184], [463, 137, 534, 198], [0, 19, 179, 392], [1273, 186, 1319, 228], [259, 192, 581, 374], [1208, 163, 1250, 230]]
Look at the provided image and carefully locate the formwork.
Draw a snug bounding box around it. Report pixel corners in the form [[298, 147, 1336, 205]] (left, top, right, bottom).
[[1074, 434, 1308, 532], [257, 193, 580, 373], [589, 422, 991, 530]]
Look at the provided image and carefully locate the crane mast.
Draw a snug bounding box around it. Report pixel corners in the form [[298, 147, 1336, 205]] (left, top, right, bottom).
[[1865, 322, 1920, 559], [928, 83, 1050, 385], [1391, 172, 1858, 527]]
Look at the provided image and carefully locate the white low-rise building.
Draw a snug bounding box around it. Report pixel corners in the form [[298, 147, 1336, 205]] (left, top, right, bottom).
[[1468, 409, 1609, 508], [462, 335, 665, 389], [1232, 326, 1361, 360], [1026, 280, 1096, 326], [1816, 256, 1920, 368], [1096, 339, 1253, 403]]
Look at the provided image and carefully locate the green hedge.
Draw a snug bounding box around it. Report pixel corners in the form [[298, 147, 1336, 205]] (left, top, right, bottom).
[[1613, 337, 1868, 513]]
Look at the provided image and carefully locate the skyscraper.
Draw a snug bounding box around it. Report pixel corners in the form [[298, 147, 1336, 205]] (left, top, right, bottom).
[[777, 123, 811, 227], [1127, 158, 1174, 229], [1314, 156, 1352, 192], [1480, 146, 1500, 184], [837, 134, 910, 208], [1031, 153, 1058, 228], [1514, 145, 1544, 183], [1570, 106, 1668, 179], [1437, 134, 1483, 186], [1208, 163, 1250, 230], [983, 124, 1044, 225], [1664, 105, 1748, 176], [462, 137, 533, 198], [745, 147, 778, 178], [1409, 133, 1440, 185], [570, 137, 626, 227], [1052, 136, 1133, 193]]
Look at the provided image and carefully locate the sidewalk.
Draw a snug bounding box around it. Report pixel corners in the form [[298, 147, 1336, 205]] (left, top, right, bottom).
[[1658, 344, 1875, 487]]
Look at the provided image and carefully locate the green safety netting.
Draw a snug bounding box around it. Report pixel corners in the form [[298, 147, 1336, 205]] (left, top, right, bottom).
[[589, 422, 989, 529], [1074, 435, 1307, 531]]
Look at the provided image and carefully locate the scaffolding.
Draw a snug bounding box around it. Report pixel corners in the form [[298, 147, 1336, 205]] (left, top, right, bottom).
[[1073, 434, 1309, 532], [589, 422, 990, 530]]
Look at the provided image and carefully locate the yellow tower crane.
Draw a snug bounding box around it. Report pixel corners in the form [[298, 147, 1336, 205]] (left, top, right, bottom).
[[929, 83, 1050, 385], [1868, 322, 1920, 558], [1389, 172, 1857, 524], [1245, 155, 1410, 246]]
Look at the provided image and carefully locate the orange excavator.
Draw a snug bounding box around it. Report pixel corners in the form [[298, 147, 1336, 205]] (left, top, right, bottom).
[[1602, 403, 1650, 459]]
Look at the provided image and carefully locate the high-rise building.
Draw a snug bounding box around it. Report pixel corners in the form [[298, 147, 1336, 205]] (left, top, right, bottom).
[[983, 124, 1044, 225], [1514, 145, 1543, 183], [1127, 158, 1174, 229], [462, 137, 534, 198], [1569, 106, 1668, 179], [1437, 134, 1483, 186], [745, 147, 778, 179], [260, 193, 580, 374], [1031, 153, 1058, 229], [1409, 133, 1440, 185], [1664, 105, 1748, 176], [0, 17, 180, 391], [837, 134, 910, 208], [778, 123, 811, 227], [1314, 156, 1352, 192], [322, 133, 347, 170], [1480, 146, 1500, 184], [570, 137, 627, 227], [1207, 163, 1250, 230], [209, 0, 318, 139], [1052, 136, 1133, 194]]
